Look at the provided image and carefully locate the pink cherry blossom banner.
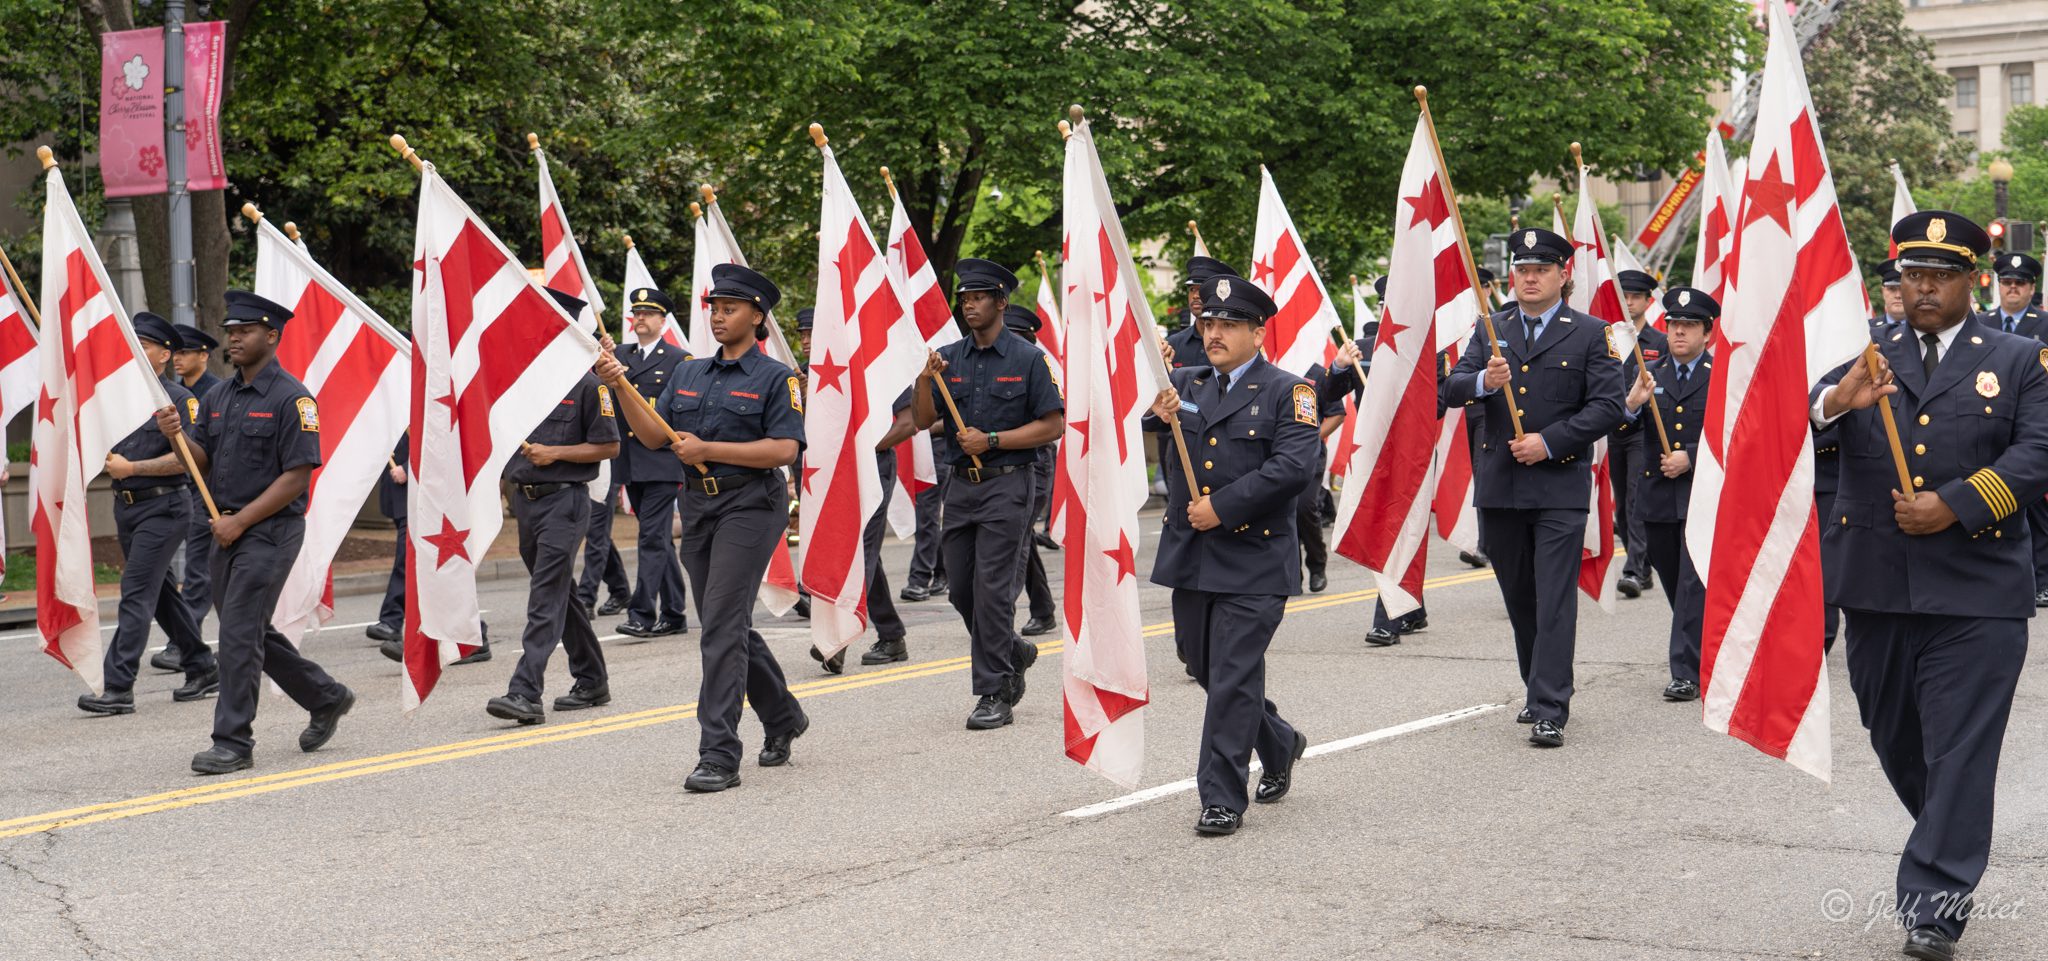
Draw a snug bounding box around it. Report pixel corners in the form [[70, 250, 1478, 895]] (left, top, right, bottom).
[[99, 22, 226, 198]]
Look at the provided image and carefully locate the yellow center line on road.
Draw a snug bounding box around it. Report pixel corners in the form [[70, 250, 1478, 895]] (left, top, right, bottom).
[[0, 564, 1502, 840]]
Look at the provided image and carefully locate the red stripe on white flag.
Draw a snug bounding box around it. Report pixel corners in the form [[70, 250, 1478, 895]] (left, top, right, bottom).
[[534, 146, 601, 334], [881, 186, 961, 541], [1251, 167, 1343, 378], [1564, 165, 1634, 612]]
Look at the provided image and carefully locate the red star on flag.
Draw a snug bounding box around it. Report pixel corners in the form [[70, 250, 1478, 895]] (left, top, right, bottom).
[[810, 352, 848, 394], [1252, 256, 1276, 286], [37, 386, 58, 424], [423, 516, 472, 568], [802, 464, 821, 493], [1103, 531, 1137, 583], [1741, 156, 1796, 235]]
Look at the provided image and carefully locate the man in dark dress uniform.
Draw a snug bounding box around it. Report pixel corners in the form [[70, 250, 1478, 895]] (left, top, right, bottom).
[[614, 286, 691, 637], [154, 291, 355, 775], [910, 259, 1064, 731], [1617, 287, 1714, 700], [162, 325, 222, 671], [1812, 212, 2047, 961], [1612, 269, 1667, 598], [1440, 228, 1625, 748], [484, 290, 621, 725], [1975, 252, 2048, 606], [77, 312, 219, 713], [1145, 274, 1317, 835], [1872, 258, 1907, 328]]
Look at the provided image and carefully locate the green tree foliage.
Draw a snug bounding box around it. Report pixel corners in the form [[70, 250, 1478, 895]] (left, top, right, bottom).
[[1, 0, 1752, 334], [1920, 106, 2048, 257]]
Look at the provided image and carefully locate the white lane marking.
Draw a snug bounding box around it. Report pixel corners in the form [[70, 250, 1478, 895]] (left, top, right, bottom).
[[1059, 702, 1504, 819]]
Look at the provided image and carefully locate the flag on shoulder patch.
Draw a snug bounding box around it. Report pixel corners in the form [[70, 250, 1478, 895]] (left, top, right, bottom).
[[296, 396, 320, 431], [1292, 383, 1317, 425], [597, 384, 614, 416]]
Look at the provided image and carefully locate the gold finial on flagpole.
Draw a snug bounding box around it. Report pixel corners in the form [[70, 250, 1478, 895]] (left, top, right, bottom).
[[623, 233, 634, 250], [700, 184, 717, 207], [283, 222, 301, 243], [881, 166, 897, 199], [37, 146, 57, 170], [689, 202, 702, 220], [526, 132, 540, 152], [1068, 104, 1085, 125], [240, 202, 263, 224], [389, 134, 422, 169], [1058, 120, 1072, 141], [1569, 141, 1584, 171], [808, 123, 828, 148]]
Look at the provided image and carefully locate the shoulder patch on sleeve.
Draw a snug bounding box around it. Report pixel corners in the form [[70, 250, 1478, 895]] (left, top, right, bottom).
[[2038, 347, 2047, 376], [787, 376, 804, 414], [1292, 383, 1317, 425], [597, 384, 615, 417], [1604, 325, 1621, 360], [1045, 353, 1064, 399], [185, 397, 198, 422], [295, 396, 320, 432]]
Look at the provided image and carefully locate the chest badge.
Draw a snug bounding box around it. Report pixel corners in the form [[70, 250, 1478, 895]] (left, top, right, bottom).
[[1977, 371, 2001, 398]]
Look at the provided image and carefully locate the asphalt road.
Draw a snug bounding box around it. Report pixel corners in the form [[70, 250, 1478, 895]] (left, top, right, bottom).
[[0, 524, 2042, 961]]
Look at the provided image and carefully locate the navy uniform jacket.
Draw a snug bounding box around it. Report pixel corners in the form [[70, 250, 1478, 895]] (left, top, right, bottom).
[[195, 361, 323, 519], [1615, 352, 1710, 523], [926, 330, 1063, 469], [1813, 421, 1841, 498], [112, 376, 197, 492], [654, 348, 806, 478], [1613, 325, 1667, 444], [1976, 305, 2048, 342], [1144, 357, 1320, 596], [614, 338, 689, 484], [379, 434, 408, 521], [1165, 318, 1203, 371], [504, 373, 619, 485], [1440, 304, 1628, 510], [1814, 324, 2048, 618]]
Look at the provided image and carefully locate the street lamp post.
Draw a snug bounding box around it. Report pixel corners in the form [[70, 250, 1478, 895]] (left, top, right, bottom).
[[1990, 157, 2014, 221]]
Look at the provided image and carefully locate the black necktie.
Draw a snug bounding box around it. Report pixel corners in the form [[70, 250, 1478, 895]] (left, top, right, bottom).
[[2007, 316, 2019, 334], [1676, 364, 1689, 387], [1922, 333, 1940, 381], [1524, 313, 1541, 343]]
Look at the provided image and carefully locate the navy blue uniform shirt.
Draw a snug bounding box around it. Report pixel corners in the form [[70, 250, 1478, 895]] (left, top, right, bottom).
[[112, 376, 198, 491], [505, 373, 620, 485], [195, 360, 322, 515], [1441, 303, 1627, 509], [655, 347, 806, 476], [927, 329, 1064, 469]]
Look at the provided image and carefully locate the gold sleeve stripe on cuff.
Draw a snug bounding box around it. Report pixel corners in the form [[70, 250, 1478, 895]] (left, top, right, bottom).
[[1966, 470, 2016, 520]]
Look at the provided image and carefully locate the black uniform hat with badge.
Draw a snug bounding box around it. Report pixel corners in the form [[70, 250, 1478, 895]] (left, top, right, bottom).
[[953, 258, 1019, 296], [221, 290, 293, 331], [795, 308, 815, 332], [131, 311, 181, 350], [1660, 287, 1719, 327], [1994, 252, 2042, 284], [1891, 210, 1990, 273], [1183, 256, 1239, 289], [628, 286, 676, 315], [1002, 304, 1041, 335], [704, 263, 782, 339], [1509, 228, 1574, 267], [1476, 266, 1497, 288], [1617, 270, 1658, 294], [175, 324, 218, 353], [1873, 258, 1902, 288], [1198, 275, 1279, 325], [1373, 276, 1388, 299]]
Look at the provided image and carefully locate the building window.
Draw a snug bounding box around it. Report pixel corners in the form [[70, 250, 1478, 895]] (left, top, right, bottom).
[[1957, 74, 1979, 108], [2012, 72, 2034, 106]]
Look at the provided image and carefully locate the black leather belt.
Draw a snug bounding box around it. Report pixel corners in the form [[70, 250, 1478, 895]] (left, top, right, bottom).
[[954, 462, 1027, 484], [117, 484, 186, 505], [518, 481, 579, 500], [687, 469, 775, 495]]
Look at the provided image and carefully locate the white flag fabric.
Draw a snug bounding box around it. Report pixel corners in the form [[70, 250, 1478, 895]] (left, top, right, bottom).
[[882, 187, 960, 541], [1564, 166, 1633, 613], [802, 142, 925, 658], [1055, 113, 1168, 788], [1609, 235, 1665, 330], [401, 161, 601, 711], [533, 144, 601, 334], [622, 243, 686, 349], [1688, 2, 1861, 780], [1693, 130, 1739, 308], [1889, 161, 1917, 255], [1033, 264, 1065, 377], [31, 164, 170, 693], [0, 263, 41, 573], [1251, 167, 1344, 378], [1331, 115, 1475, 617], [253, 218, 410, 646]]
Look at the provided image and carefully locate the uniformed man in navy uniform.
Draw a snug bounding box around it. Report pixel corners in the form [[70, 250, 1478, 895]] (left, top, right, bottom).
[[1612, 268, 1668, 599], [1975, 252, 2048, 607], [1872, 258, 1907, 328], [1165, 257, 1235, 371], [910, 259, 1063, 730], [601, 264, 808, 792], [1812, 211, 2046, 961], [483, 290, 621, 725], [1146, 275, 1316, 835], [154, 291, 355, 775], [1618, 287, 1713, 700], [1003, 303, 1058, 637], [1441, 228, 1625, 748], [613, 285, 690, 637], [77, 313, 219, 714], [164, 325, 223, 671]]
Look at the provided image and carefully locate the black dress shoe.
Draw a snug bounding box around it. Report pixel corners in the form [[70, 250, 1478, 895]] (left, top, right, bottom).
[[1021, 615, 1057, 637], [861, 638, 908, 665], [1662, 679, 1700, 701], [758, 712, 809, 767], [191, 746, 253, 775], [553, 683, 611, 711], [78, 690, 136, 715], [1903, 927, 1957, 961], [1255, 730, 1309, 804], [453, 640, 492, 665], [1398, 615, 1428, 634], [1308, 569, 1327, 593], [804, 641, 844, 673], [149, 647, 184, 673], [791, 597, 811, 620], [172, 667, 220, 702], [927, 579, 949, 597], [2035, 589, 2048, 609], [1528, 719, 1564, 747], [1364, 628, 1400, 646], [1458, 550, 1489, 568], [1195, 806, 1242, 835], [486, 693, 546, 725], [898, 583, 930, 602], [1516, 707, 1535, 724], [617, 619, 657, 637], [649, 616, 688, 636], [966, 695, 1013, 730], [1616, 575, 1643, 599], [684, 761, 740, 792], [597, 595, 629, 616], [380, 637, 404, 662], [300, 688, 355, 752], [364, 621, 398, 643], [1033, 530, 1061, 551]]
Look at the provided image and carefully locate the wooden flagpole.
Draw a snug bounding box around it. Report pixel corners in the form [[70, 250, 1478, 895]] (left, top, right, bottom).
[[1864, 344, 1915, 499], [1413, 87, 1523, 439]]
